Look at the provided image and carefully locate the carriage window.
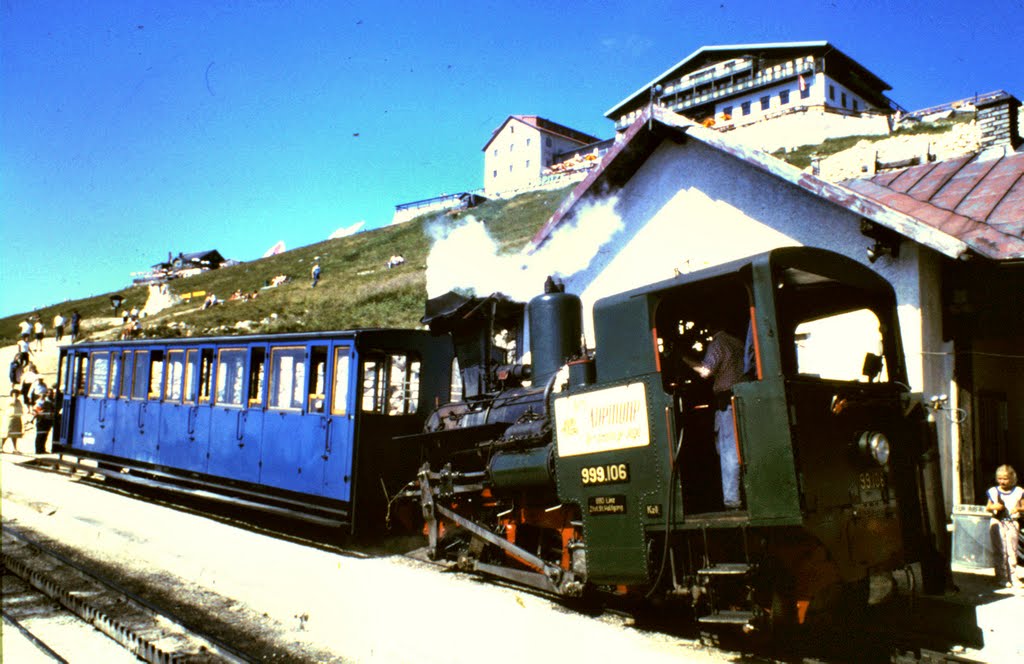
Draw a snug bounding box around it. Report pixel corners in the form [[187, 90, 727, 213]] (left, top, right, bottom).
[[120, 351, 133, 398], [249, 348, 266, 407], [793, 308, 888, 382], [148, 351, 165, 399], [73, 354, 89, 396], [164, 350, 185, 402], [199, 349, 214, 402], [108, 353, 120, 399], [88, 352, 110, 397], [184, 349, 199, 403], [308, 346, 327, 413], [132, 351, 149, 400], [269, 346, 305, 411], [361, 353, 421, 415], [332, 350, 351, 416], [215, 348, 246, 406]]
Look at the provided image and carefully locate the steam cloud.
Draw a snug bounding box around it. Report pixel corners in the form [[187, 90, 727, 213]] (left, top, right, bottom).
[[425, 196, 622, 301]]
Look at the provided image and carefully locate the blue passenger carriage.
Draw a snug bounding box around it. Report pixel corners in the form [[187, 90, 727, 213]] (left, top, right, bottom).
[[55, 329, 453, 532]]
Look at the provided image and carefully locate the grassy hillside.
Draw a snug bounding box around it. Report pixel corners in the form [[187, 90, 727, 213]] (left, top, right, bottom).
[[0, 186, 574, 344]]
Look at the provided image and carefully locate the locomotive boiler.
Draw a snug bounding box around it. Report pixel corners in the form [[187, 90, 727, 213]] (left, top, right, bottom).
[[406, 247, 948, 632]]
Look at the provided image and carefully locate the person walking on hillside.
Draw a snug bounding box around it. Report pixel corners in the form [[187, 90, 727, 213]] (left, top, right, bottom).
[[2, 389, 25, 454], [53, 312, 65, 343], [16, 336, 32, 365], [69, 310, 81, 343], [311, 261, 321, 288], [19, 319, 31, 342], [19, 363, 38, 406], [32, 318, 45, 351]]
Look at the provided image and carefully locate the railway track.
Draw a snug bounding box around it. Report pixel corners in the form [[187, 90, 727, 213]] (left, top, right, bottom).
[[6, 456, 1003, 664], [1, 524, 251, 663]]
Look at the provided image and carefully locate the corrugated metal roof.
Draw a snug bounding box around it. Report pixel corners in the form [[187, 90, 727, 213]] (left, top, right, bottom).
[[844, 151, 1024, 260]]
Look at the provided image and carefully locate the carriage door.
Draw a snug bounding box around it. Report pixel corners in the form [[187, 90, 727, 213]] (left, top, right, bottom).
[[80, 351, 114, 454], [208, 347, 265, 483], [181, 347, 214, 473], [262, 344, 326, 495], [62, 352, 87, 447], [323, 344, 356, 501], [128, 349, 163, 463], [158, 349, 188, 467]]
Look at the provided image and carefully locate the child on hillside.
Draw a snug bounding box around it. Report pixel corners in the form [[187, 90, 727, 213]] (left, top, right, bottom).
[[986, 464, 1024, 588]]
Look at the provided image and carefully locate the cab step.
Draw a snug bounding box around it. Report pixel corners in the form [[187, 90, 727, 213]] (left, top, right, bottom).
[[697, 563, 754, 576], [698, 610, 756, 625]]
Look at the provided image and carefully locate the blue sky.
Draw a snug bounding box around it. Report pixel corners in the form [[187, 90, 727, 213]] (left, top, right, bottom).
[[2, 0, 1022, 318]]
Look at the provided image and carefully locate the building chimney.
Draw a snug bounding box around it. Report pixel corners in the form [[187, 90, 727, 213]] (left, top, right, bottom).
[[975, 91, 1021, 154]]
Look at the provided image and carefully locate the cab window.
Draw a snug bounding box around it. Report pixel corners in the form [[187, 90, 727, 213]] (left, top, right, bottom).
[[361, 353, 421, 415], [794, 308, 888, 382]]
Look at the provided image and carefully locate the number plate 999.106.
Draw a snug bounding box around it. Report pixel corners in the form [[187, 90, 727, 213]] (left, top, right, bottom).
[[580, 463, 629, 486]]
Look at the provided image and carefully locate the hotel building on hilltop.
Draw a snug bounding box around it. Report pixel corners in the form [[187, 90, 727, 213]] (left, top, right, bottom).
[[605, 41, 900, 152]]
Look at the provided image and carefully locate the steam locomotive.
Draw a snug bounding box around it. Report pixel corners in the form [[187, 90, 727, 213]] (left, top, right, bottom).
[[404, 246, 948, 631]]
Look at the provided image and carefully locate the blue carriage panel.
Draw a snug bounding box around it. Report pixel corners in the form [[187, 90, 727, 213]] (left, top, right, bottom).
[[207, 346, 264, 483], [324, 344, 356, 501]]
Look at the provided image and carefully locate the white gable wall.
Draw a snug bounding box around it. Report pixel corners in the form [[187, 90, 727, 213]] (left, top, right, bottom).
[[555, 138, 957, 506]]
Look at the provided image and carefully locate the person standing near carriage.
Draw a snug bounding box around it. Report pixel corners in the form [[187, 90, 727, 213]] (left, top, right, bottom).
[[31, 389, 55, 454], [53, 312, 66, 343], [2, 389, 25, 453]]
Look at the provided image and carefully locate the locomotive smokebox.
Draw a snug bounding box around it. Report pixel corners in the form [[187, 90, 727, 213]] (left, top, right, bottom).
[[528, 283, 583, 388]]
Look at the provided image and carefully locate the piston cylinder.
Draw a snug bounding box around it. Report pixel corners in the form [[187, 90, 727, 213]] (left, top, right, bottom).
[[488, 444, 554, 491]]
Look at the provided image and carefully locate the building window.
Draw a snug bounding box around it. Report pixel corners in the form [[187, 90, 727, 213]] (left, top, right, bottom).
[[779, 90, 790, 105], [801, 86, 810, 99], [760, 95, 770, 111], [526, 138, 531, 146], [852, 99, 859, 111], [829, 85, 835, 101], [841, 92, 847, 108], [509, 165, 513, 173], [546, 137, 552, 146], [510, 125, 514, 134], [493, 170, 497, 178], [525, 160, 530, 169], [722, 105, 732, 118], [510, 143, 514, 152], [741, 101, 751, 116], [493, 148, 498, 157]]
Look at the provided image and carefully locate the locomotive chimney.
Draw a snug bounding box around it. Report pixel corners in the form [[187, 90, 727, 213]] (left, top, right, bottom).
[[528, 278, 583, 388]]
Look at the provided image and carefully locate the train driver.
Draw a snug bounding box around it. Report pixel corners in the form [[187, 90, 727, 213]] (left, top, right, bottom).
[[681, 327, 746, 510]]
